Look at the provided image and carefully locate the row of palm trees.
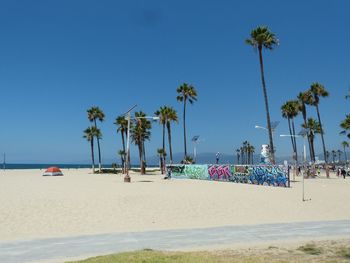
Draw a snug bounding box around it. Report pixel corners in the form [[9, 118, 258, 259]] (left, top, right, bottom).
[[327, 145, 349, 164], [83, 107, 105, 173], [281, 83, 329, 164], [236, 141, 255, 165], [83, 83, 198, 174]]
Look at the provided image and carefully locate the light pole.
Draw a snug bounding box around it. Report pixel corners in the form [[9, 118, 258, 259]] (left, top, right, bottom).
[[123, 106, 159, 182], [280, 129, 309, 201]]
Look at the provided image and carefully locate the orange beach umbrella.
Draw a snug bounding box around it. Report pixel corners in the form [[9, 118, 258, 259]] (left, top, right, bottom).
[[43, 167, 63, 176]]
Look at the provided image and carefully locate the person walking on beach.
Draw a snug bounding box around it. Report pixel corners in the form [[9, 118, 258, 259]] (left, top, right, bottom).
[[216, 152, 220, 164], [341, 167, 346, 179]]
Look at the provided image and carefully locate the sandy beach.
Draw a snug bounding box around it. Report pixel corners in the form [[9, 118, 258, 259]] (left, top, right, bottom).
[[0, 168, 349, 243]]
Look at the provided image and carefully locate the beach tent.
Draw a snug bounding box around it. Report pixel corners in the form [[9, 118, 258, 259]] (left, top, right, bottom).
[[43, 167, 63, 176]]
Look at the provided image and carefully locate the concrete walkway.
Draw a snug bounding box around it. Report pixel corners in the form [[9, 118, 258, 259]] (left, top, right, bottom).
[[1, 220, 350, 263]]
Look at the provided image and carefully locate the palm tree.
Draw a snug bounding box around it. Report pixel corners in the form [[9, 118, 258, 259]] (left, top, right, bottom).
[[236, 149, 240, 164], [118, 150, 126, 173], [176, 83, 198, 158], [154, 106, 167, 157], [297, 91, 315, 162], [340, 114, 350, 139], [281, 101, 299, 162], [131, 111, 152, 175], [115, 116, 128, 171], [240, 147, 244, 164], [247, 144, 255, 164], [246, 26, 278, 164], [157, 148, 166, 174], [326, 151, 330, 162], [83, 126, 101, 173], [165, 107, 178, 164], [309, 83, 329, 163], [87, 107, 105, 172], [302, 118, 321, 163], [342, 141, 349, 164]]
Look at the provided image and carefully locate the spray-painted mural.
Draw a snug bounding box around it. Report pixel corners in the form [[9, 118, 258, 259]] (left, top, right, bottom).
[[167, 164, 288, 187]]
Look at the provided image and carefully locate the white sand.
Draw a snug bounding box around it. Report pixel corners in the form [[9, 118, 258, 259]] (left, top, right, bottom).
[[0, 168, 349, 241]]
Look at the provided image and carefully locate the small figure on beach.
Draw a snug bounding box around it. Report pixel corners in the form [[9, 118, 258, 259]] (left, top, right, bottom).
[[216, 152, 220, 164], [341, 167, 346, 179]]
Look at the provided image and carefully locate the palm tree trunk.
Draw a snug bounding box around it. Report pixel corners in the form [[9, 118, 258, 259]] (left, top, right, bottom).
[[287, 117, 295, 153], [291, 118, 298, 164], [90, 139, 95, 173], [121, 132, 126, 173], [94, 119, 102, 172], [344, 146, 348, 164], [310, 133, 315, 163], [183, 99, 187, 157], [302, 111, 314, 162], [159, 155, 163, 174], [316, 105, 327, 163], [167, 122, 173, 164], [138, 143, 145, 175], [143, 141, 147, 172], [258, 46, 275, 164]]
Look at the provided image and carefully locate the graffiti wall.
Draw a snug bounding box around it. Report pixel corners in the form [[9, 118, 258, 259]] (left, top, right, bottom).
[[167, 164, 288, 187]]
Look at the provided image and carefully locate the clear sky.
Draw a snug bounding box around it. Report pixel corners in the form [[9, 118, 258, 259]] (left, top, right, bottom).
[[0, 0, 349, 163]]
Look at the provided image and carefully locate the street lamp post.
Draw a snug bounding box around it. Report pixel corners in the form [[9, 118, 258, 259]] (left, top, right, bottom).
[[280, 130, 309, 201]]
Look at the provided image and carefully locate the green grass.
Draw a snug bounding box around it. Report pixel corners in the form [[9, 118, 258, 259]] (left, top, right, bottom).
[[67, 250, 224, 263], [297, 243, 323, 255], [337, 246, 350, 259], [67, 240, 350, 263]]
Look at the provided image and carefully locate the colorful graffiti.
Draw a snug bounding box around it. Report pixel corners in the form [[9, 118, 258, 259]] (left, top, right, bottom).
[[208, 165, 234, 180], [184, 165, 208, 180], [168, 164, 288, 187]]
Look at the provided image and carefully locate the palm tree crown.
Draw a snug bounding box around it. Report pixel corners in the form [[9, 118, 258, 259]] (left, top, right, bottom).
[[245, 26, 279, 51], [176, 83, 197, 104], [87, 106, 105, 123]]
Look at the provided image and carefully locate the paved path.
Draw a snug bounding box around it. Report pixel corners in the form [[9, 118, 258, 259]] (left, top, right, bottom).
[[1, 220, 350, 263]]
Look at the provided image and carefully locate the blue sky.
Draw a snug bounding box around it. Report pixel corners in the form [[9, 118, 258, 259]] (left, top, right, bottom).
[[0, 0, 349, 163]]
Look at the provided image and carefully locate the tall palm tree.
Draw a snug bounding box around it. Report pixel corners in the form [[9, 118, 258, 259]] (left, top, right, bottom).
[[240, 147, 244, 164], [326, 150, 330, 161], [115, 116, 128, 155], [131, 111, 152, 175], [281, 101, 296, 159], [342, 141, 349, 164], [246, 26, 278, 164], [302, 118, 321, 163], [309, 82, 329, 163], [165, 107, 178, 164], [176, 83, 198, 158], [154, 106, 167, 156], [297, 91, 315, 162], [87, 107, 105, 172], [83, 126, 101, 173]]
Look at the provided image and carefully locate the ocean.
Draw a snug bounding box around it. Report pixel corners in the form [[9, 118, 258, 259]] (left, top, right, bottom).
[[1, 164, 111, 170], [1, 164, 159, 170]]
